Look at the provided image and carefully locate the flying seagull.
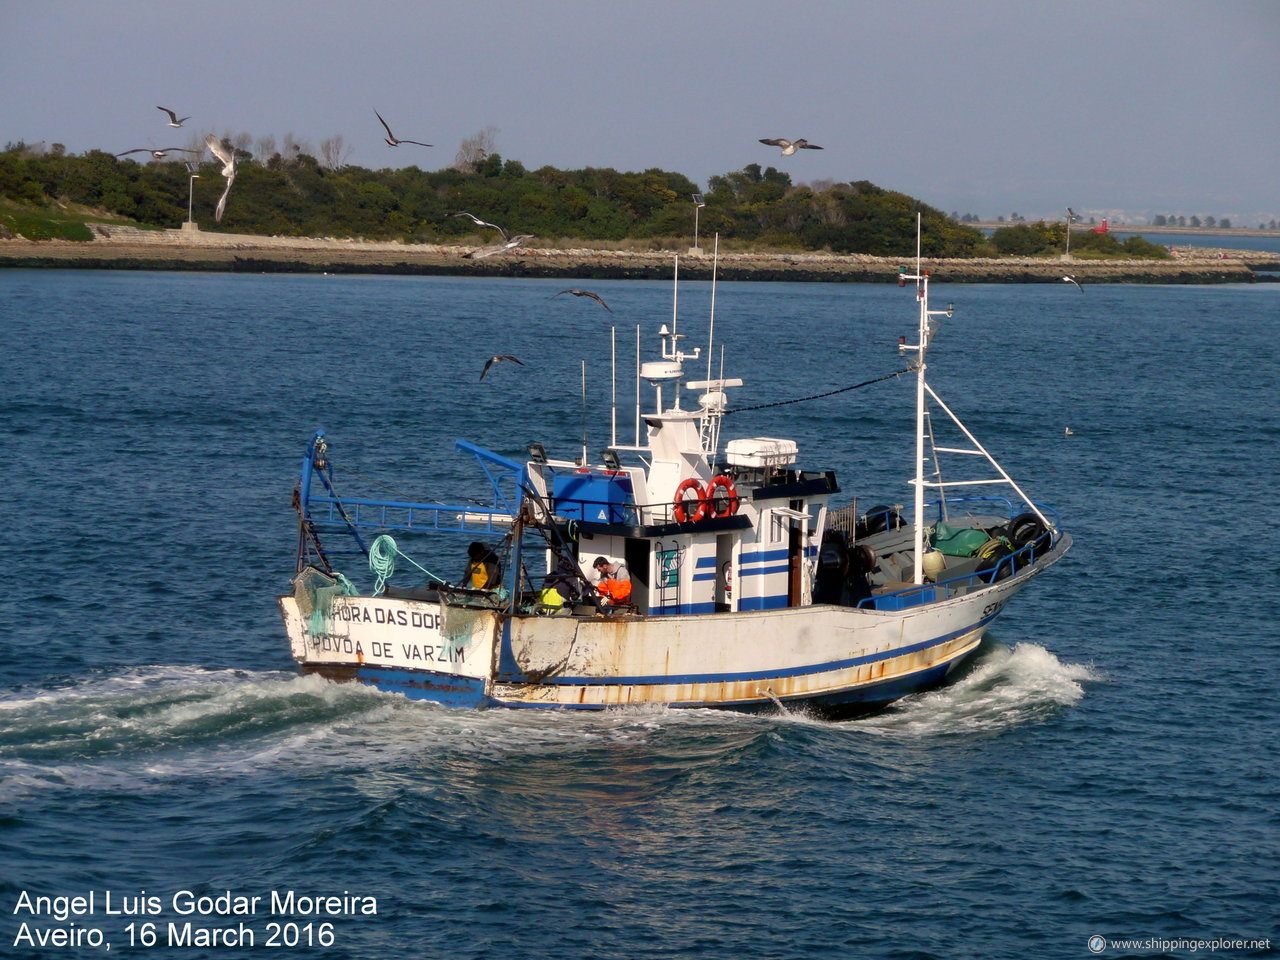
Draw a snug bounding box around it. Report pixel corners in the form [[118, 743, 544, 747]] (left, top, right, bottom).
[[552, 289, 612, 312], [1064, 427, 1075, 436], [1062, 275, 1083, 291], [116, 147, 197, 160], [759, 137, 823, 155], [450, 212, 534, 258], [450, 210, 507, 236], [375, 110, 431, 147], [465, 234, 536, 260], [157, 106, 191, 127], [204, 134, 237, 222], [480, 355, 523, 380]]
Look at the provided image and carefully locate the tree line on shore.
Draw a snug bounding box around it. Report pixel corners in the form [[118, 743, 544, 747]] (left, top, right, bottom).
[[0, 141, 1165, 259]]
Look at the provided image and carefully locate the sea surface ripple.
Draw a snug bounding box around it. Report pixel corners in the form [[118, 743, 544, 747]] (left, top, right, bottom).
[[0, 270, 1275, 959]]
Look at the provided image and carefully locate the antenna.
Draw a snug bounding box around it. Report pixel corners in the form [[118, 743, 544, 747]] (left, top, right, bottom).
[[705, 232, 719, 384], [610, 325, 617, 448], [634, 324, 641, 447], [671, 255, 679, 338], [915, 211, 922, 276], [580, 360, 588, 465]]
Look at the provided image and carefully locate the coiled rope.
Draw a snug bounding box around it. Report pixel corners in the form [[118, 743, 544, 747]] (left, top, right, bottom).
[[369, 534, 443, 596], [724, 368, 910, 414]]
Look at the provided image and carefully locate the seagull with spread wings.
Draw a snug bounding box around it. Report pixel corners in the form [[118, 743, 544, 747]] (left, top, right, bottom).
[[204, 134, 237, 222], [451, 212, 534, 259], [1062, 275, 1083, 291], [375, 110, 431, 147], [116, 147, 198, 160], [465, 235, 536, 260], [158, 106, 191, 127], [451, 210, 507, 236], [759, 137, 823, 155], [552, 289, 612, 312], [480, 355, 523, 380]]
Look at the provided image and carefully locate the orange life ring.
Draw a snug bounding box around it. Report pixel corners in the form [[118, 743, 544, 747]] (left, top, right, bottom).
[[673, 477, 707, 523], [705, 475, 739, 517]]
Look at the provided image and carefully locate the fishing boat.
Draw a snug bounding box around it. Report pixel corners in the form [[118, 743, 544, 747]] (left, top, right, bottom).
[[279, 249, 1072, 718]]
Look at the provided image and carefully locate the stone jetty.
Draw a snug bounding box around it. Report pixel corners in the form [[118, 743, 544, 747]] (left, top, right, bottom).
[[1, 224, 1275, 283]]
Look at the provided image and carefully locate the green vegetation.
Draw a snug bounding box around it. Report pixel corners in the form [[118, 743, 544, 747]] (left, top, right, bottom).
[[990, 220, 1171, 260], [0, 142, 977, 256], [0, 200, 96, 241], [0, 142, 1168, 259]]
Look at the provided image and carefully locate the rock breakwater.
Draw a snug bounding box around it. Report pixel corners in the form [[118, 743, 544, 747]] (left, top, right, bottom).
[[1, 225, 1274, 283]]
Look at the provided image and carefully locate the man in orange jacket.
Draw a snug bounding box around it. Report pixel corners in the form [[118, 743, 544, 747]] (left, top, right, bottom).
[[592, 556, 632, 605]]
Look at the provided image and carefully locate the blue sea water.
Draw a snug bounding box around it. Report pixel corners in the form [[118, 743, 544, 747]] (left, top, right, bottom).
[[977, 228, 1280, 255], [1107, 231, 1280, 254], [1, 270, 1277, 960]]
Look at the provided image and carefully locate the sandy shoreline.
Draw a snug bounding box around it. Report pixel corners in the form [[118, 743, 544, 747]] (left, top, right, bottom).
[[2, 225, 1276, 283]]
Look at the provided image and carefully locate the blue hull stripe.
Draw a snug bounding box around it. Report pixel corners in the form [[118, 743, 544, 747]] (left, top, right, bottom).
[[334, 667, 492, 707], [500, 660, 962, 712], [537, 610, 998, 687], [806, 661, 955, 707]]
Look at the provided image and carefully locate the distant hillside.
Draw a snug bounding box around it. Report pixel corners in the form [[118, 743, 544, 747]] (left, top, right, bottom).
[[0, 144, 981, 257]]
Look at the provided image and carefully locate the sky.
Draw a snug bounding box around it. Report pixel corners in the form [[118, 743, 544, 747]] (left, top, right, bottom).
[[3, 0, 1277, 226]]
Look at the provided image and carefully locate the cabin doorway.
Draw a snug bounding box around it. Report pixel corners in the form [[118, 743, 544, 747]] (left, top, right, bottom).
[[715, 534, 735, 612], [788, 524, 803, 606], [625, 538, 650, 612]]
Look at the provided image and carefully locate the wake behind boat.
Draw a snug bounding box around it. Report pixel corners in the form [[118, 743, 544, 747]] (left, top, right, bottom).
[[279, 242, 1072, 719]]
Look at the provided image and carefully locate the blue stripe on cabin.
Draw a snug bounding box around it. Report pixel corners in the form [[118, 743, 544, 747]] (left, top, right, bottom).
[[740, 547, 789, 564], [740, 564, 791, 578], [737, 595, 789, 611]]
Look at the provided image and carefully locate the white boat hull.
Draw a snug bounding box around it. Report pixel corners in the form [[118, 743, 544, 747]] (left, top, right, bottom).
[[279, 540, 1066, 716]]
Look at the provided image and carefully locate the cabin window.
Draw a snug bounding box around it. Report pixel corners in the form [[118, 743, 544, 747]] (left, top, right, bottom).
[[768, 510, 788, 544]]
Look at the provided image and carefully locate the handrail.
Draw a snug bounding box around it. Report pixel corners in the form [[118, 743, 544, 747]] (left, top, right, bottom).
[[856, 531, 1062, 609], [307, 495, 513, 535], [920, 496, 1062, 528]]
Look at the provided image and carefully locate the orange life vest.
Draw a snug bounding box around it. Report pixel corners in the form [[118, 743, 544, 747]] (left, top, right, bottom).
[[597, 578, 632, 604]]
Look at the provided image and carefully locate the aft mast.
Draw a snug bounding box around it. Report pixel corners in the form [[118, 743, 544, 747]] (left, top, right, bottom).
[[898, 214, 1052, 584], [898, 215, 953, 584]]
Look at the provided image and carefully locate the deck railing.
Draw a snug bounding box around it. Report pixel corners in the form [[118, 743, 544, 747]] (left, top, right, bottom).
[[856, 531, 1063, 610]]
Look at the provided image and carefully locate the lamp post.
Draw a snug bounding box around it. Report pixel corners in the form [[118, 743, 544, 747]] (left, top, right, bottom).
[[187, 174, 200, 225], [1064, 206, 1077, 258], [691, 193, 705, 255]]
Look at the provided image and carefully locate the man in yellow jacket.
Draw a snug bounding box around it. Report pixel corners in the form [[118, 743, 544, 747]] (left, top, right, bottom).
[[462, 542, 502, 590]]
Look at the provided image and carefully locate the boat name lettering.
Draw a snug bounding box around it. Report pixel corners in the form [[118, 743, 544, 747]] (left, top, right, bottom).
[[401, 642, 466, 665], [313, 636, 363, 656], [331, 604, 441, 630], [982, 600, 1006, 618]]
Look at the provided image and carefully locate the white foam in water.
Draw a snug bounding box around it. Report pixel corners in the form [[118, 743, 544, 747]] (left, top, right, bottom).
[[857, 642, 1099, 737], [0, 667, 411, 800], [0, 644, 1098, 801]]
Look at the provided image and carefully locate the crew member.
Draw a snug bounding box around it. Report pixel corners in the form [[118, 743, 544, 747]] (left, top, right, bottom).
[[592, 556, 632, 605], [462, 541, 502, 590], [539, 557, 585, 609]]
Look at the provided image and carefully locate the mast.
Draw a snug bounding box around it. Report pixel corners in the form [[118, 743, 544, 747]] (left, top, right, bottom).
[[901, 215, 1053, 585], [899, 214, 953, 584], [913, 220, 928, 585]]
